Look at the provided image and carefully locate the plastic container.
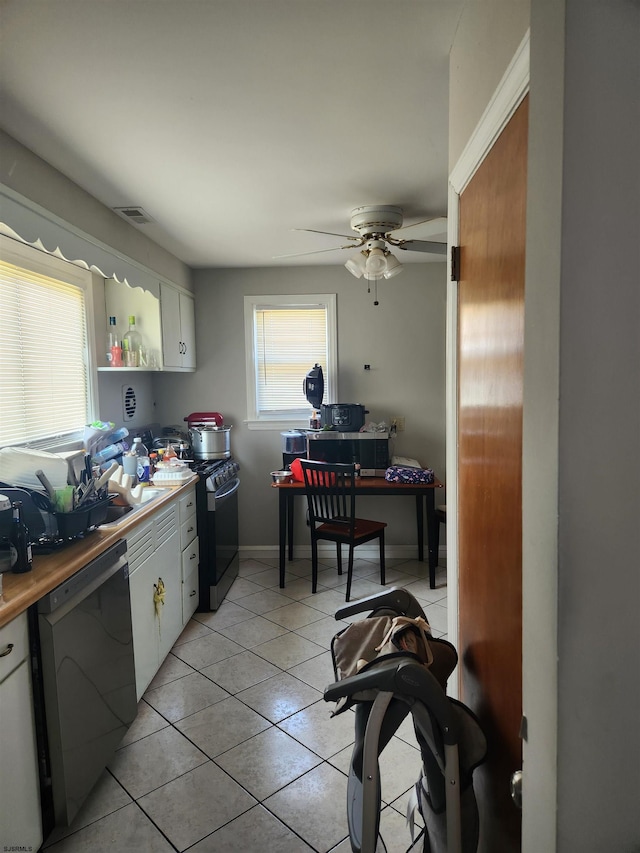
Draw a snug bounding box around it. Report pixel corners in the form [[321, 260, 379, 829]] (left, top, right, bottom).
[[152, 469, 193, 484], [92, 441, 129, 465], [54, 497, 110, 539], [131, 437, 150, 483]]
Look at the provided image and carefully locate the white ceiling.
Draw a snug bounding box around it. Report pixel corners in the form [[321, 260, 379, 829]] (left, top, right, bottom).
[[0, 0, 463, 269]]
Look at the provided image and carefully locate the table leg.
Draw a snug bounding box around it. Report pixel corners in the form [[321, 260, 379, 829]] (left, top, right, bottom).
[[425, 489, 437, 589], [287, 493, 294, 561], [416, 495, 424, 562], [279, 489, 287, 588]]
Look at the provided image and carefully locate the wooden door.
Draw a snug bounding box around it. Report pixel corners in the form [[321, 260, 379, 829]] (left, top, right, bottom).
[[457, 96, 528, 851]]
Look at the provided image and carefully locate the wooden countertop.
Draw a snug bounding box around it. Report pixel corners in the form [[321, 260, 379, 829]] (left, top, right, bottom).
[[0, 476, 198, 628]]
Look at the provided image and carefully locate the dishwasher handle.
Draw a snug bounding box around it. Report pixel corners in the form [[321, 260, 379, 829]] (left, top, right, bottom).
[[38, 539, 128, 615]]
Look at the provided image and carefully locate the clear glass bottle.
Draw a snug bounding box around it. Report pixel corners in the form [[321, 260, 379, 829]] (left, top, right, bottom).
[[10, 501, 33, 574], [107, 316, 123, 367], [122, 315, 142, 367]]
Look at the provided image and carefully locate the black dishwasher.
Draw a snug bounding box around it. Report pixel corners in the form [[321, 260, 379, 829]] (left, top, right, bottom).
[[35, 539, 137, 829]]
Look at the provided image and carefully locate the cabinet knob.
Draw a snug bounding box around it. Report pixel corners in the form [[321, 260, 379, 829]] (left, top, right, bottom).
[[189, 589, 197, 597], [190, 552, 197, 560]]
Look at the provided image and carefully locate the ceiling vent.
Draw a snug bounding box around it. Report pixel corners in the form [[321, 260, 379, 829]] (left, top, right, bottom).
[[112, 206, 154, 225]]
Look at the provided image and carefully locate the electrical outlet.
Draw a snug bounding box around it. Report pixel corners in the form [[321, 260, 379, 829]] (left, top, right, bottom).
[[392, 416, 405, 432]]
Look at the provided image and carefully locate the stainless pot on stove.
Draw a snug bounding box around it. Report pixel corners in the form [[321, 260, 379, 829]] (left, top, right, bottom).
[[184, 412, 231, 460]]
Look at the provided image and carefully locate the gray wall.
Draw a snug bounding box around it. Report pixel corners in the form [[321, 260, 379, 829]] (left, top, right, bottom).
[[450, 0, 640, 849], [0, 130, 192, 292], [552, 1, 639, 848], [153, 265, 447, 552], [449, 0, 530, 170]]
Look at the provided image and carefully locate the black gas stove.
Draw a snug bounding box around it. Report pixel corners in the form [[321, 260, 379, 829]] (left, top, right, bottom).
[[189, 456, 240, 611], [190, 457, 240, 492]]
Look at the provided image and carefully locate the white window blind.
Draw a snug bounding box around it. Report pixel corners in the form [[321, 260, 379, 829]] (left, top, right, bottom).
[[244, 294, 337, 428], [0, 252, 91, 446], [256, 306, 326, 413]]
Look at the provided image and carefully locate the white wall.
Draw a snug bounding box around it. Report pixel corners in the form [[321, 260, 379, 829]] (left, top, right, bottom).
[[153, 264, 447, 551]]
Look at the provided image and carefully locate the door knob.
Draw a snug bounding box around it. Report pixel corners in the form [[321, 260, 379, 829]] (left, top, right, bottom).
[[510, 769, 523, 810]]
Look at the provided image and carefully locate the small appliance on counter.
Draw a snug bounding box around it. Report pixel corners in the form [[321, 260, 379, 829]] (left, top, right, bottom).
[[281, 430, 308, 470], [184, 412, 232, 460], [320, 403, 369, 432], [302, 363, 369, 432], [306, 430, 390, 477]]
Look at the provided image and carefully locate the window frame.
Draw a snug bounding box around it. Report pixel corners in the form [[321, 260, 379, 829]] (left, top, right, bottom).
[[243, 293, 337, 430], [0, 234, 98, 450]]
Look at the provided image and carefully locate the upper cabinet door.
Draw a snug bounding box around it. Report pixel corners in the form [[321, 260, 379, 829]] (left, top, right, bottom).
[[179, 291, 196, 369], [160, 283, 196, 371]]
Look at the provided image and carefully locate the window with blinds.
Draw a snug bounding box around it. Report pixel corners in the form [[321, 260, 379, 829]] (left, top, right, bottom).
[[0, 236, 95, 447], [244, 294, 337, 428]]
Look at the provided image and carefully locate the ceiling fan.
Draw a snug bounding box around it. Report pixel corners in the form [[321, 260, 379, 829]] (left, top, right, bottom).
[[275, 205, 447, 281]]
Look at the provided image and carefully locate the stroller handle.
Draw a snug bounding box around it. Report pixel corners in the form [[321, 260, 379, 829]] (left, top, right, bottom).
[[324, 657, 459, 745], [333, 586, 427, 620]]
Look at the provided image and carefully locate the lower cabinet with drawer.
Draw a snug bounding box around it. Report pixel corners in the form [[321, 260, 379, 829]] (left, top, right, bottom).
[[179, 486, 199, 625], [0, 611, 42, 851], [128, 499, 182, 700]]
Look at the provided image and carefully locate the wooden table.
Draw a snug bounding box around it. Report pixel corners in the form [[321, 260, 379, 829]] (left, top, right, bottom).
[[272, 476, 444, 590]]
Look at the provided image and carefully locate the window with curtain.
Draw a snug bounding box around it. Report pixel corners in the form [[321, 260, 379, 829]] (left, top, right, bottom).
[[244, 294, 337, 428], [0, 236, 95, 447]]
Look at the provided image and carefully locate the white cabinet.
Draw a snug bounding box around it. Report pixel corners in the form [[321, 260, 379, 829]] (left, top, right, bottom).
[[160, 284, 196, 370], [101, 278, 163, 370], [179, 487, 199, 624], [99, 278, 196, 373], [128, 500, 181, 700], [0, 612, 42, 851]]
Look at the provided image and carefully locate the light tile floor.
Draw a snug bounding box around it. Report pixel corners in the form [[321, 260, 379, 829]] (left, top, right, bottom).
[[43, 555, 448, 853]]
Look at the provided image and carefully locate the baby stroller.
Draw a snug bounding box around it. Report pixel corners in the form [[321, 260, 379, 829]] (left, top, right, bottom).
[[323, 587, 487, 853]]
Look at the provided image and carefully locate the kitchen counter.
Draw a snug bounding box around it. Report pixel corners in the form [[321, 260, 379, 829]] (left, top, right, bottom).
[[0, 476, 198, 628]]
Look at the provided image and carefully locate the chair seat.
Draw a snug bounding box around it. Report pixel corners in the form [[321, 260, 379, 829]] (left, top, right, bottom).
[[318, 518, 387, 540]]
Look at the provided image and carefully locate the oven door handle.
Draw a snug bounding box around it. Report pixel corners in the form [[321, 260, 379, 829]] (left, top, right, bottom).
[[215, 477, 240, 502]]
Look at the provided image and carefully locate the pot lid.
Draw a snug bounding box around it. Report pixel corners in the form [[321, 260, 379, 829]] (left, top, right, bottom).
[[184, 411, 224, 427]]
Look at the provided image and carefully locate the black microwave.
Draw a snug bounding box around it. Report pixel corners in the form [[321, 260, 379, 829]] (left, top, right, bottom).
[[306, 432, 390, 477]]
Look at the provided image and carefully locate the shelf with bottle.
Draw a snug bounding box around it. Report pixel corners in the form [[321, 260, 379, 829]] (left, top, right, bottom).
[[100, 279, 163, 371]]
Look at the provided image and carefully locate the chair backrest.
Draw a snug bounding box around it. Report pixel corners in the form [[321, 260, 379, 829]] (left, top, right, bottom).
[[301, 460, 356, 533]]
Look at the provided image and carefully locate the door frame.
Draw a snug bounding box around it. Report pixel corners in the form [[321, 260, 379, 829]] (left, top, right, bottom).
[[446, 30, 530, 670]]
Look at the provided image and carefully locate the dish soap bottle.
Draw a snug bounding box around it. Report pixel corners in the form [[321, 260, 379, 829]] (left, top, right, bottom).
[[122, 315, 142, 367]]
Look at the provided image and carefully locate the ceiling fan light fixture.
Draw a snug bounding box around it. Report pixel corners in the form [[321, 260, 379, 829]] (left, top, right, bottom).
[[345, 251, 367, 278], [383, 252, 402, 278], [365, 246, 387, 277]]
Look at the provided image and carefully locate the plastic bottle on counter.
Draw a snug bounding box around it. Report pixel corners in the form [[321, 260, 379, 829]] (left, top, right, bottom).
[[9, 501, 33, 574], [92, 441, 129, 465], [107, 316, 123, 367], [131, 437, 151, 483], [122, 315, 142, 367]]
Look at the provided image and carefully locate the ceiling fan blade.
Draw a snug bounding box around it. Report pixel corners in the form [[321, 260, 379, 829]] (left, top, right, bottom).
[[273, 243, 358, 260], [392, 216, 448, 238], [292, 228, 362, 241], [396, 239, 447, 255]]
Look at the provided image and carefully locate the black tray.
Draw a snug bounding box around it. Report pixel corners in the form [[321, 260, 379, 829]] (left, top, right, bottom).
[[54, 496, 110, 539]]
